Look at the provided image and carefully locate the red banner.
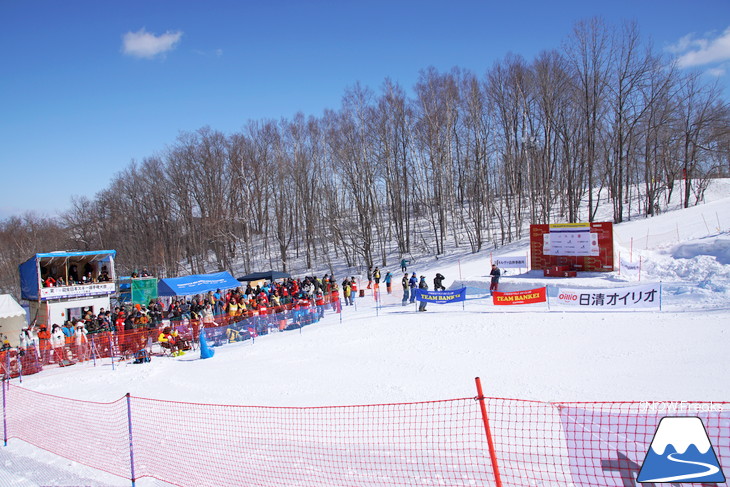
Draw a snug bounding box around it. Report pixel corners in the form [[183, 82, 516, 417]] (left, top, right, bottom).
[[492, 287, 547, 305]]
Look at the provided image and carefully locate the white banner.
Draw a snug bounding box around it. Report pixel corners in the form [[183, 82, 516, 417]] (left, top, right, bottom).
[[552, 283, 661, 310], [493, 255, 527, 269], [619, 257, 641, 270], [40, 282, 116, 301]]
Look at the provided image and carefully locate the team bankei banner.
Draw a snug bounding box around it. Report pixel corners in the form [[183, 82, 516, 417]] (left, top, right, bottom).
[[414, 288, 467, 304], [493, 255, 527, 269], [552, 283, 661, 310], [493, 287, 546, 305], [558, 406, 729, 486]]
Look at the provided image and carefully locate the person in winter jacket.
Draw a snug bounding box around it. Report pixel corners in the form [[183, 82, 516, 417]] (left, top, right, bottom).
[[373, 267, 381, 287], [37, 325, 51, 364], [74, 322, 89, 361], [18, 327, 35, 352], [201, 304, 215, 326], [342, 279, 351, 306], [158, 326, 182, 356], [315, 291, 326, 318], [384, 271, 393, 294], [408, 272, 418, 303], [62, 321, 75, 346], [433, 273, 446, 291], [401, 273, 410, 306], [50, 324, 66, 363], [366, 267, 373, 289], [490, 264, 501, 294], [349, 278, 358, 305], [418, 276, 429, 312]]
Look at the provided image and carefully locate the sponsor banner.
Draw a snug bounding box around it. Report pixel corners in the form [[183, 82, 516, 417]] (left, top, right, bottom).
[[544, 223, 599, 257], [414, 288, 467, 304], [39, 282, 116, 301], [493, 287, 546, 306], [559, 405, 729, 486], [553, 283, 661, 310], [494, 256, 527, 269]]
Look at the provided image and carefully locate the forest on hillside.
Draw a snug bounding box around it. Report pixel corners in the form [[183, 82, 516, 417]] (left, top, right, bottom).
[[1, 18, 728, 298]]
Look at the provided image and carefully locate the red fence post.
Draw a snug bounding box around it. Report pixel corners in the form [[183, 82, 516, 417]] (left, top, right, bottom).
[[475, 377, 503, 487]]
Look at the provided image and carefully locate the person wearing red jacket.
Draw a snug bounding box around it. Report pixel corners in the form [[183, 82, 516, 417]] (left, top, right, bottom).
[[37, 325, 52, 364], [315, 291, 325, 319], [349, 278, 358, 305], [330, 283, 341, 313]]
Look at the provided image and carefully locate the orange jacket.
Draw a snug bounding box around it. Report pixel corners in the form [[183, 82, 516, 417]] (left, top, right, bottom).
[[38, 329, 51, 350]]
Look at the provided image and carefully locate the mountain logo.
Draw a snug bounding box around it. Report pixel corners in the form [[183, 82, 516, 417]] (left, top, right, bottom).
[[638, 416, 725, 483]]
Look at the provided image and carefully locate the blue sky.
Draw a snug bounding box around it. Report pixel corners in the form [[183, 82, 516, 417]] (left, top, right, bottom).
[[1, 0, 728, 218]]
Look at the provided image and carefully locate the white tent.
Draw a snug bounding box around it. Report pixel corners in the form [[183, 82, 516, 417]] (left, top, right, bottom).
[[0, 295, 27, 347]]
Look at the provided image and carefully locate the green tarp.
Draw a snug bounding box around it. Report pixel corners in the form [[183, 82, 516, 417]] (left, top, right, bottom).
[[131, 278, 158, 305]]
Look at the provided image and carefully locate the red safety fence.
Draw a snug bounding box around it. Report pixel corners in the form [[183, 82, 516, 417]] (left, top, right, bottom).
[[2, 379, 728, 486], [1, 293, 343, 380]]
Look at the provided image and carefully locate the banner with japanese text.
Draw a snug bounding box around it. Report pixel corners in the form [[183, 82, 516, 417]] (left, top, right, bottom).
[[493, 287, 546, 305], [493, 255, 527, 269], [414, 288, 466, 304], [552, 283, 661, 310]]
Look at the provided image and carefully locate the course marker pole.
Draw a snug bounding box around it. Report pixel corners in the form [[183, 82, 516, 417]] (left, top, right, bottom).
[[475, 377, 503, 487]]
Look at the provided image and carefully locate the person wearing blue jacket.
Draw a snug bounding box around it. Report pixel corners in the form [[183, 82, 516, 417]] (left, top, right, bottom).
[[384, 271, 393, 294], [408, 272, 418, 303]]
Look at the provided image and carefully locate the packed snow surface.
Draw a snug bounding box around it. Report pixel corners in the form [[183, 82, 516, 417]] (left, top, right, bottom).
[[1, 180, 729, 486]]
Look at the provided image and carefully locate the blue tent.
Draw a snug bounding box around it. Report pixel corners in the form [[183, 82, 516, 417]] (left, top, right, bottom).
[[157, 271, 241, 297]]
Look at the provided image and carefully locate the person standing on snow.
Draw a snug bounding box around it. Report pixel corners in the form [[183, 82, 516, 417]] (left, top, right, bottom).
[[401, 273, 410, 306], [418, 276, 429, 312], [408, 272, 418, 303], [490, 264, 501, 294], [349, 277, 358, 305], [433, 273, 446, 291], [384, 271, 393, 294]]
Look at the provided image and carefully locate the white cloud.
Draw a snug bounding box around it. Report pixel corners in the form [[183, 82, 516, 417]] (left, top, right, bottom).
[[706, 66, 726, 77], [669, 26, 730, 69], [122, 28, 183, 59]]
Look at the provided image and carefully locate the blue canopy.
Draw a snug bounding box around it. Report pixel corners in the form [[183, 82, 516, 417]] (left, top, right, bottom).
[[157, 271, 240, 297]]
